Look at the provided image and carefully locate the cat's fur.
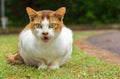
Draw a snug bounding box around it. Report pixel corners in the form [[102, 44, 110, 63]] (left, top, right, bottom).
[[7, 7, 73, 70]]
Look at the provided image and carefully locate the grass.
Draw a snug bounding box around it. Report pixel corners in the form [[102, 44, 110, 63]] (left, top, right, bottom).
[[0, 31, 120, 79]]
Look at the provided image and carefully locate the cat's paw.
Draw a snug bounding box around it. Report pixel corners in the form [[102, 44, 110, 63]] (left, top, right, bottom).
[[49, 65, 60, 70], [38, 63, 47, 70], [38, 65, 47, 70]]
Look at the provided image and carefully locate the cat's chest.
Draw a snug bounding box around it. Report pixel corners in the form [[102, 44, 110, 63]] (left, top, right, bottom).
[[36, 43, 65, 56], [24, 40, 66, 59]]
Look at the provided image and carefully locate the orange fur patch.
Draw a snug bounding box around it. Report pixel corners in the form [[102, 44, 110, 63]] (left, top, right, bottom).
[[7, 53, 24, 65]]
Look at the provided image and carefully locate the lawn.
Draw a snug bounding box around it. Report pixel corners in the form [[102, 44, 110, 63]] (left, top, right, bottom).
[[0, 32, 120, 79]]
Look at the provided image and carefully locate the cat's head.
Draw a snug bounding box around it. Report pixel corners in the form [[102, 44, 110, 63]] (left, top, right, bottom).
[[26, 7, 66, 43]]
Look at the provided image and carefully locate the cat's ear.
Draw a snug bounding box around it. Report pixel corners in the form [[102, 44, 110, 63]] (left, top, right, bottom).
[[55, 7, 66, 21], [26, 7, 37, 21]]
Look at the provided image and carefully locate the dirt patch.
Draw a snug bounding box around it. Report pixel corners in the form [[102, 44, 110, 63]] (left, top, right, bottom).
[[75, 31, 120, 65]]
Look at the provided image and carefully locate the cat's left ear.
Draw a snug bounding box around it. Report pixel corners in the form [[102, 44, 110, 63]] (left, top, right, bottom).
[[26, 7, 38, 21], [55, 7, 66, 21]]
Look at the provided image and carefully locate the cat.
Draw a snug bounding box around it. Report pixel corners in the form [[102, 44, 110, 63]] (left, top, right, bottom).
[[7, 7, 73, 70]]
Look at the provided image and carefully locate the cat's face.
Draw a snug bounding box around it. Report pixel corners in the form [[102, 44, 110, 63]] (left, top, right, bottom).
[[26, 7, 66, 43]]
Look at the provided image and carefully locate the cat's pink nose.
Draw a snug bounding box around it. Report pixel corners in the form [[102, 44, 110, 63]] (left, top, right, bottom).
[[42, 32, 48, 35]]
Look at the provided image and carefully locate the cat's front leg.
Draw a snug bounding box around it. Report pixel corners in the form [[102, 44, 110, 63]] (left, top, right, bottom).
[[49, 61, 60, 70], [37, 61, 47, 70]]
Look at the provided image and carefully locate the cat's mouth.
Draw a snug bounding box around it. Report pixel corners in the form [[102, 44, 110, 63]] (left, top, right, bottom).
[[41, 36, 50, 42]]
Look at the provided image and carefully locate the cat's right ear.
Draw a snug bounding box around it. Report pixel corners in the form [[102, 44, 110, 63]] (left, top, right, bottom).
[[26, 7, 37, 21]]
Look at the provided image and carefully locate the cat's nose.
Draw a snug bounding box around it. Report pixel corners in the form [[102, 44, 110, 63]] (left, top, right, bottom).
[[42, 32, 48, 35]]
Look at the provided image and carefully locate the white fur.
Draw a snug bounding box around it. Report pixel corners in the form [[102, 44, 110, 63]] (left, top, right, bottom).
[[41, 18, 49, 28], [19, 19, 73, 69]]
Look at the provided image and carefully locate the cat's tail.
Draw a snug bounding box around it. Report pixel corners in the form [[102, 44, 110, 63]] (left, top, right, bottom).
[[6, 52, 24, 65]]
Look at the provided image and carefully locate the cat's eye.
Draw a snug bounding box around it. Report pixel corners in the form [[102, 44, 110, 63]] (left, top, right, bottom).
[[49, 23, 57, 28], [35, 23, 42, 28]]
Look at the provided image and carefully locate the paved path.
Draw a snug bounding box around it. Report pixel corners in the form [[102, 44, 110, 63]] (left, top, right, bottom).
[[75, 31, 120, 65], [87, 31, 120, 55]]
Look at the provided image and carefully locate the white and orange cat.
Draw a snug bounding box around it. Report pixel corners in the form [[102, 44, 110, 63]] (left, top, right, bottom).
[[7, 7, 73, 70]]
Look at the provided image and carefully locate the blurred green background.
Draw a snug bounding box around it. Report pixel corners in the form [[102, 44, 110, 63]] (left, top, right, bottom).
[[1, 0, 120, 27]]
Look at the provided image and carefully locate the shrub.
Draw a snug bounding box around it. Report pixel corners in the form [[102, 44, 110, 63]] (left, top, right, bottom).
[[0, 0, 120, 27]]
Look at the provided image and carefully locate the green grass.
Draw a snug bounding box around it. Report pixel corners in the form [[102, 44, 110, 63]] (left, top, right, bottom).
[[0, 32, 120, 79]]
